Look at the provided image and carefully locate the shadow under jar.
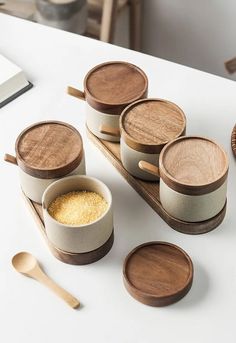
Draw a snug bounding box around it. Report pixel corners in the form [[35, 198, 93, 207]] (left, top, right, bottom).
[[42, 175, 113, 254], [4, 121, 86, 204], [140, 136, 229, 222], [120, 98, 186, 181], [67, 61, 148, 142]]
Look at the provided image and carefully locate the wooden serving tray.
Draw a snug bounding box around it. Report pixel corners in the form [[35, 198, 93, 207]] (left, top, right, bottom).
[[87, 128, 226, 234], [23, 195, 114, 265]]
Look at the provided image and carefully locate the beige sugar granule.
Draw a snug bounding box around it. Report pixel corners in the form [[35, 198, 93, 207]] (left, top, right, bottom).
[[48, 191, 108, 225]]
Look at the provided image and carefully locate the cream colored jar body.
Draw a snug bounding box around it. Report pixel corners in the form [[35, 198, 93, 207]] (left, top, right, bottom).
[[86, 103, 120, 142], [160, 178, 227, 222], [120, 138, 159, 181], [42, 175, 113, 253], [20, 154, 86, 204]]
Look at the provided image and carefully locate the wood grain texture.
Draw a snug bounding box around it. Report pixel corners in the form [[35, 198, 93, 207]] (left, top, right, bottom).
[[120, 98, 186, 153], [159, 136, 228, 195], [87, 127, 227, 234], [138, 160, 160, 177], [23, 194, 114, 265], [123, 242, 193, 306], [4, 153, 18, 165], [231, 124, 236, 157], [67, 86, 85, 100], [84, 61, 148, 114], [16, 121, 83, 179]]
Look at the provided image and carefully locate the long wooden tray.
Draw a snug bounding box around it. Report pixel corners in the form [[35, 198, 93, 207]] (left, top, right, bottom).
[[23, 195, 114, 265], [87, 128, 226, 234]]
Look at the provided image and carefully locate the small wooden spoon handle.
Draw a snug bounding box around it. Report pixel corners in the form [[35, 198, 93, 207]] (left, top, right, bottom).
[[67, 86, 85, 100], [138, 160, 160, 177], [99, 124, 120, 137], [32, 268, 80, 309], [4, 153, 17, 165]]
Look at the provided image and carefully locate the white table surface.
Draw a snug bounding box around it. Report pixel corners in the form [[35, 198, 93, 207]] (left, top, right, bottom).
[[1, 14, 236, 343]]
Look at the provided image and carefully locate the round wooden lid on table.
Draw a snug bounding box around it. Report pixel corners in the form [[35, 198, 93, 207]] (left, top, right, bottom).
[[159, 136, 229, 195], [84, 61, 148, 114], [123, 242, 193, 307], [120, 98, 186, 153], [15, 121, 83, 179]]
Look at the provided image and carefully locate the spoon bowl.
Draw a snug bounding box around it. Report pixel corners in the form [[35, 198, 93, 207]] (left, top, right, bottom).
[[12, 252, 37, 274]]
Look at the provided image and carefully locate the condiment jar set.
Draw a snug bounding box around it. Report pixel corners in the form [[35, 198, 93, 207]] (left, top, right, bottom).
[[5, 60, 229, 260], [5, 60, 230, 306], [4, 120, 114, 257], [69, 60, 228, 224]]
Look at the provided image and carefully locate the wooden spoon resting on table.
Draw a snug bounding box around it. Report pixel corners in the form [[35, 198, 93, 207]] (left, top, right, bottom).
[[12, 252, 80, 309]]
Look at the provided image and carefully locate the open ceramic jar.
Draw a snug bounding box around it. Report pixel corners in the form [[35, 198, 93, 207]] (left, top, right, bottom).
[[139, 136, 229, 222], [42, 175, 113, 254], [4, 121, 86, 203], [68, 61, 148, 142], [120, 98, 186, 181]]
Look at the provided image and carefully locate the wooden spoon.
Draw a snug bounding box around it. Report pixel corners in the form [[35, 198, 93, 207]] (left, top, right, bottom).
[[12, 252, 80, 309]]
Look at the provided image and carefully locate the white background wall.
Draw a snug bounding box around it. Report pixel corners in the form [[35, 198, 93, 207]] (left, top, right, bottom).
[[141, 0, 236, 80]]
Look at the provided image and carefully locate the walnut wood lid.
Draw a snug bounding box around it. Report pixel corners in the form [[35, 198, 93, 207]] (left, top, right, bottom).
[[123, 241, 193, 307], [159, 136, 229, 195], [84, 61, 148, 115], [120, 98, 186, 153], [15, 121, 83, 179]]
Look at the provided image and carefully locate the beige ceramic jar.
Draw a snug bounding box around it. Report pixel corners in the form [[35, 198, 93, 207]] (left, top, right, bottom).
[[42, 175, 113, 254], [120, 98, 186, 181], [4, 121, 86, 204], [68, 61, 148, 142], [139, 136, 229, 222]]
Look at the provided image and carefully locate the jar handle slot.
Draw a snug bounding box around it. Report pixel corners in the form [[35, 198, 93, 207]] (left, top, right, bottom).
[[99, 125, 120, 137], [67, 86, 85, 101], [4, 154, 18, 165], [138, 160, 160, 177]]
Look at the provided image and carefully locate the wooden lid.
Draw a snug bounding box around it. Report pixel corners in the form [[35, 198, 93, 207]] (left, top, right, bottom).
[[120, 98, 186, 153], [84, 61, 148, 115], [15, 121, 83, 179], [123, 242, 193, 307], [159, 136, 228, 195]]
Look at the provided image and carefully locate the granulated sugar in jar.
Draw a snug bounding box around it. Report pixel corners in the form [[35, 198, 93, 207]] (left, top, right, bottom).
[[48, 191, 108, 225]]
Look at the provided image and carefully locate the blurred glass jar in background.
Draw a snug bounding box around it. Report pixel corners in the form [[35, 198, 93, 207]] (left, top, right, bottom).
[[35, 0, 87, 34]]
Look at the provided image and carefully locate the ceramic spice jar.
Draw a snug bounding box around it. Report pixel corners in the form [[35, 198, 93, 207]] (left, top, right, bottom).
[[67, 61, 148, 142], [4, 121, 86, 203], [120, 98, 186, 181], [140, 136, 229, 222], [42, 175, 113, 254]]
